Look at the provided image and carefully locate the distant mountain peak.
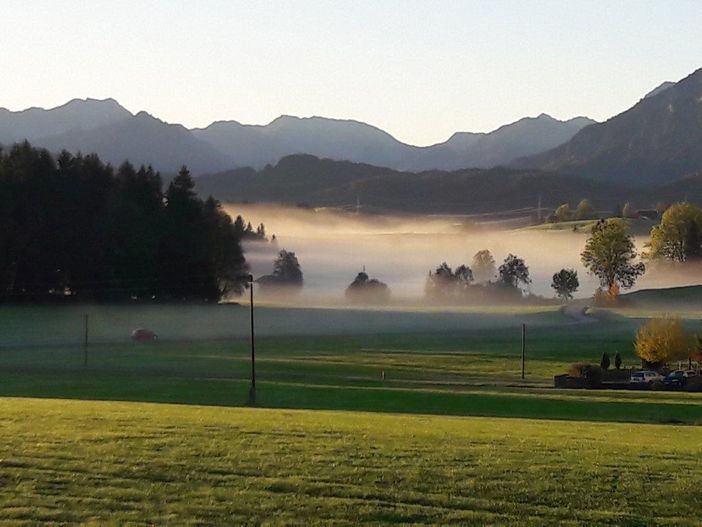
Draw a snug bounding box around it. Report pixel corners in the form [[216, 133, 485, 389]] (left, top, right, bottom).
[[0, 97, 133, 146]]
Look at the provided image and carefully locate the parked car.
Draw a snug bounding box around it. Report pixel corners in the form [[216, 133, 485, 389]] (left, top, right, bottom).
[[630, 371, 664, 386], [663, 370, 697, 387], [131, 328, 158, 342]]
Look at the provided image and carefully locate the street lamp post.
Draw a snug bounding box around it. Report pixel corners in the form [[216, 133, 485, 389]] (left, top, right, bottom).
[[248, 274, 256, 405], [521, 323, 526, 380]]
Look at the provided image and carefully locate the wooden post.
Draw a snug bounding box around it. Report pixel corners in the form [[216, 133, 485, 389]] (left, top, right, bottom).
[[521, 323, 526, 380], [83, 314, 89, 368]]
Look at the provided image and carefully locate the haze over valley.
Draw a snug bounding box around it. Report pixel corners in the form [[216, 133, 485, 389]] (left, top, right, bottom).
[[231, 203, 702, 304]]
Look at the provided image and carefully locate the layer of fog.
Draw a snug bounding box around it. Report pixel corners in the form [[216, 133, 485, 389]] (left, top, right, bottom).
[[225, 203, 702, 307]]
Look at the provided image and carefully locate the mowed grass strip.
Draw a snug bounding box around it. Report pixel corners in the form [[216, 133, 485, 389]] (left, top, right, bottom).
[[2, 372, 702, 424], [1, 398, 701, 525]]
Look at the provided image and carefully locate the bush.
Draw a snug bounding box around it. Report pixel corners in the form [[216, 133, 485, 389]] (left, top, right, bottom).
[[568, 362, 603, 387]]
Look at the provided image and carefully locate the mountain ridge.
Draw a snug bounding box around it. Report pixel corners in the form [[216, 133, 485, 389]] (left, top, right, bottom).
[[195, 153, 633, 214], [515, 68, 702, 185], [0, 97, 594, 174]]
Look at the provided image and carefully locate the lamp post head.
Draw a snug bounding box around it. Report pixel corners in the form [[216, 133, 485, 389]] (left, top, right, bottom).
[[248, 274, 254, 284]]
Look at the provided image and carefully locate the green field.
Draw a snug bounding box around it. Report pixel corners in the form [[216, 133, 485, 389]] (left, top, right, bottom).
[[0, 303, 700, 424], [523, 217, 658, 236], [2, 397, 702, 525], [2, 303, 702, 524]]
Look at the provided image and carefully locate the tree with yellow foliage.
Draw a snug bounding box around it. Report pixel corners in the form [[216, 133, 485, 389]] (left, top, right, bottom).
[[634, 318, 696, 365], [647, 202, 702, 262]]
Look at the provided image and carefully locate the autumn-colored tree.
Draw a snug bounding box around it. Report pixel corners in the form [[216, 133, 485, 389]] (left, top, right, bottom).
[[553, 203, 572, 222], [647, 202, 702, 262], [622, 202, 639, 219], [575, 199, 595, 220], [635, 318, 695, 366]]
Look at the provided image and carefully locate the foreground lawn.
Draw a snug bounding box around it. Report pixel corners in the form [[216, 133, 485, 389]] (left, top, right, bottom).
[[1, 397, 701, 525]]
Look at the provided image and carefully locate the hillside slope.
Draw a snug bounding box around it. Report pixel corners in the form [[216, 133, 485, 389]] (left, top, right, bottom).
[[35, 112, 236, 174], [516, 69, 702, 186], [196, 154, 629, 213]]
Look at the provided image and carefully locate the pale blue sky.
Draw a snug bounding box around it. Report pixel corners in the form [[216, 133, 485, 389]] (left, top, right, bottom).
[[2, 0, 700, 145]]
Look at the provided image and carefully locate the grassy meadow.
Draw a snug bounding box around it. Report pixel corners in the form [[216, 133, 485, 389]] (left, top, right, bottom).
[[2, 397, 702, 525], [0, 302, 700, 424]]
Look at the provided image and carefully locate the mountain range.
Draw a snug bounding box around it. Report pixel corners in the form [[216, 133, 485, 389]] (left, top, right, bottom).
[[516, 68, 702, 186], [192, 112, 595, 172], [0, 99, 594, 175], [3, 66, 702, 213]]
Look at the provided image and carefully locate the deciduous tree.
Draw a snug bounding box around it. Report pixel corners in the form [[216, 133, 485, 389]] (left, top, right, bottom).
[[635, 318, 695, 366], [498, 254, 530, 290], [472, 250, 495, 283], [581, 219, 645, 296], [553, 203, 572, 223], [575, 199, 594, 220], [551, 268, 579, 301], [647, 202, 702, 262]]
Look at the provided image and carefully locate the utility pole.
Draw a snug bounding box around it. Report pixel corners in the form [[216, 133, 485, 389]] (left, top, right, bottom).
[[83, 314, 89, 368], [248, 274, 256, 405], [521, 323, 526, 380]]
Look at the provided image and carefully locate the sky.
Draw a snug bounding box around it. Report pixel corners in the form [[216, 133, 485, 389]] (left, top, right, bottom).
[[2, 0, 701, 146]]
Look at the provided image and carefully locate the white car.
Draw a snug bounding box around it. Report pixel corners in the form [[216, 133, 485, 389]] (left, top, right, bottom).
[[630, 371, 664, 385]]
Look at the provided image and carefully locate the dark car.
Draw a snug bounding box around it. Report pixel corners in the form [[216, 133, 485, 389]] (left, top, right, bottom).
[[663, 370, 696, 387], [131, 328, 158, 342]]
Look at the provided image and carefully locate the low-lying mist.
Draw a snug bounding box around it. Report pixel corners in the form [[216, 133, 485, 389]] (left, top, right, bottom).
[[225, 203, 702, 307]]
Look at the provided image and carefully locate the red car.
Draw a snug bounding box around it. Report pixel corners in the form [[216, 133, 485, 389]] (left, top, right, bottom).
[[130, 328, 158, 342]]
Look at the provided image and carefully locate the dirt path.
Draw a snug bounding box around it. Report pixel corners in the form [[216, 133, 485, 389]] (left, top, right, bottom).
[[561, 299, 594, 323]]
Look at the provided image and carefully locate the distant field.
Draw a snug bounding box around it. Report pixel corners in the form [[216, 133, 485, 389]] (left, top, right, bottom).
[[2, 398, 701, 525], [0, 303, 561, 346], [608, 284, 702, 318], [522, 219, 599, 232], [523, 217, 657, 236], [1, 303, 701, 424]]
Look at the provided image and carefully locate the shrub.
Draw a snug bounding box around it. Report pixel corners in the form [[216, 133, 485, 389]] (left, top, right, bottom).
[[600, 352, 610, 371]]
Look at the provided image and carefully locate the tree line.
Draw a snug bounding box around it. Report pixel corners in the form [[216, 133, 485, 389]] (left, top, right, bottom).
[[424, 252, 535, 303], [0, 142, 249, 302]]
